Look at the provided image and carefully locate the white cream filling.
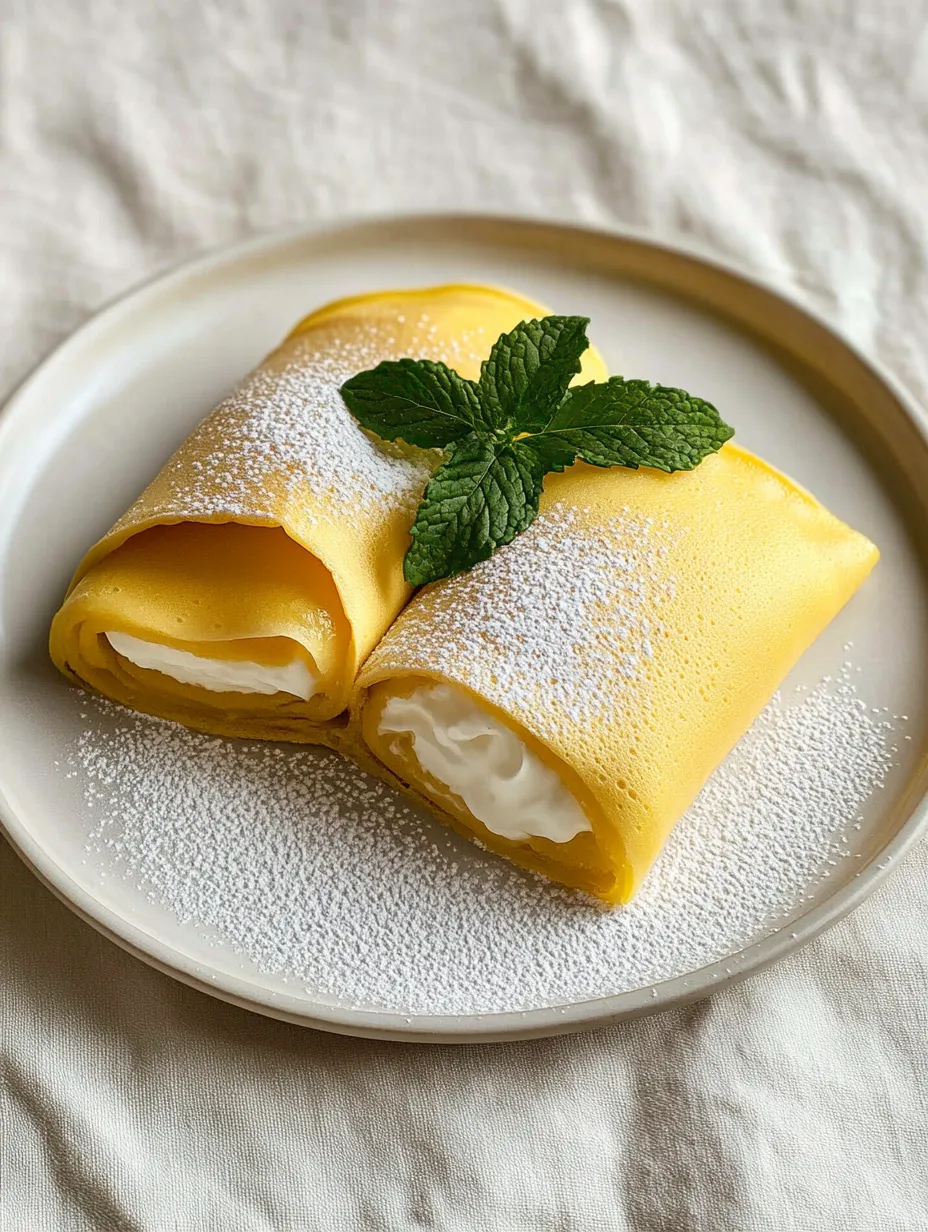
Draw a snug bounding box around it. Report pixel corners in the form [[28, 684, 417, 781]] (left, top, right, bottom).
[[105, 631, 317, 700], [378, 683, 592, 844]]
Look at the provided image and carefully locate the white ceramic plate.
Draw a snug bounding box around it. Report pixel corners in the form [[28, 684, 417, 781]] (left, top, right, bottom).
[[2, 215, 927, 1042]]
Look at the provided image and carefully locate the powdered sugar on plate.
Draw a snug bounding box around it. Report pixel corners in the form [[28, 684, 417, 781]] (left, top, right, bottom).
[[67, 664, 902, 1015]]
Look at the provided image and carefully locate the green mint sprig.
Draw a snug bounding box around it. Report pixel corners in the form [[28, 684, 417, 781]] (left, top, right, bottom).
[[340, 316, 734, 585]]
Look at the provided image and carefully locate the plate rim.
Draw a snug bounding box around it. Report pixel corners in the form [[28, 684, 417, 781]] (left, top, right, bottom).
[[2, 210, 927, 1043]]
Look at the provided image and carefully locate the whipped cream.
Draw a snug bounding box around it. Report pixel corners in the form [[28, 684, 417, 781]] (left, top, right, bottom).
[[378, 683, 592, 843], [105, 631, 317, 700]]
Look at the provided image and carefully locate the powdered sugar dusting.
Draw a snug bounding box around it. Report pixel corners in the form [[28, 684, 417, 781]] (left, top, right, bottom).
[[68, 666, 902, 1015], [367, 504, 675, 729], [108, 325, 447, 535], [175, 345, 429, 518]]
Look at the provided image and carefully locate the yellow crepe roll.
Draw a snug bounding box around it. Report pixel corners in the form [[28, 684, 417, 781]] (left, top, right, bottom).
[[50, 285, 608, 742], [354, 446, 878, 903]]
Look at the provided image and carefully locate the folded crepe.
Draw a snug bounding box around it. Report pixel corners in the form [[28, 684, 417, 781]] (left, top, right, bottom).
[[354, 446, 878, 903], [50, 285, 607, 742]]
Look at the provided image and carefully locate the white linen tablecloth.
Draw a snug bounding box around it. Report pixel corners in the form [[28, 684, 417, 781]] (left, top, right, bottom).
[[2, 1, 928, 1228]]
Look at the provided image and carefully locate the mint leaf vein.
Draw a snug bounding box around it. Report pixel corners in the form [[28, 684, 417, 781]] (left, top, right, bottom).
[[479, 315, 591, 434], [404, 435, 545, 585], [527, 377, 735, 472], [340, 357, 483, 448]]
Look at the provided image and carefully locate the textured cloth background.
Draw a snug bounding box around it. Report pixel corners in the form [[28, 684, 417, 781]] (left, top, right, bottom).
[[2, 1, 928, 1228]]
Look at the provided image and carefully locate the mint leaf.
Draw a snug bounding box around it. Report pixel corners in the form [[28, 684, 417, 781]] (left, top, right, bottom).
[[340, 358, 482, 448], [529, 377, 734, 472], [340, 315, 735, 584], [479, 316, 590, 433], [404, 434, 546, 584]]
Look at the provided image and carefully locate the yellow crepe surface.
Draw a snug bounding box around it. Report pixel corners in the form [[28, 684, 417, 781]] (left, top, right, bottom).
[[50, 284, 607, 740], [354, 445, 878, 903]]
